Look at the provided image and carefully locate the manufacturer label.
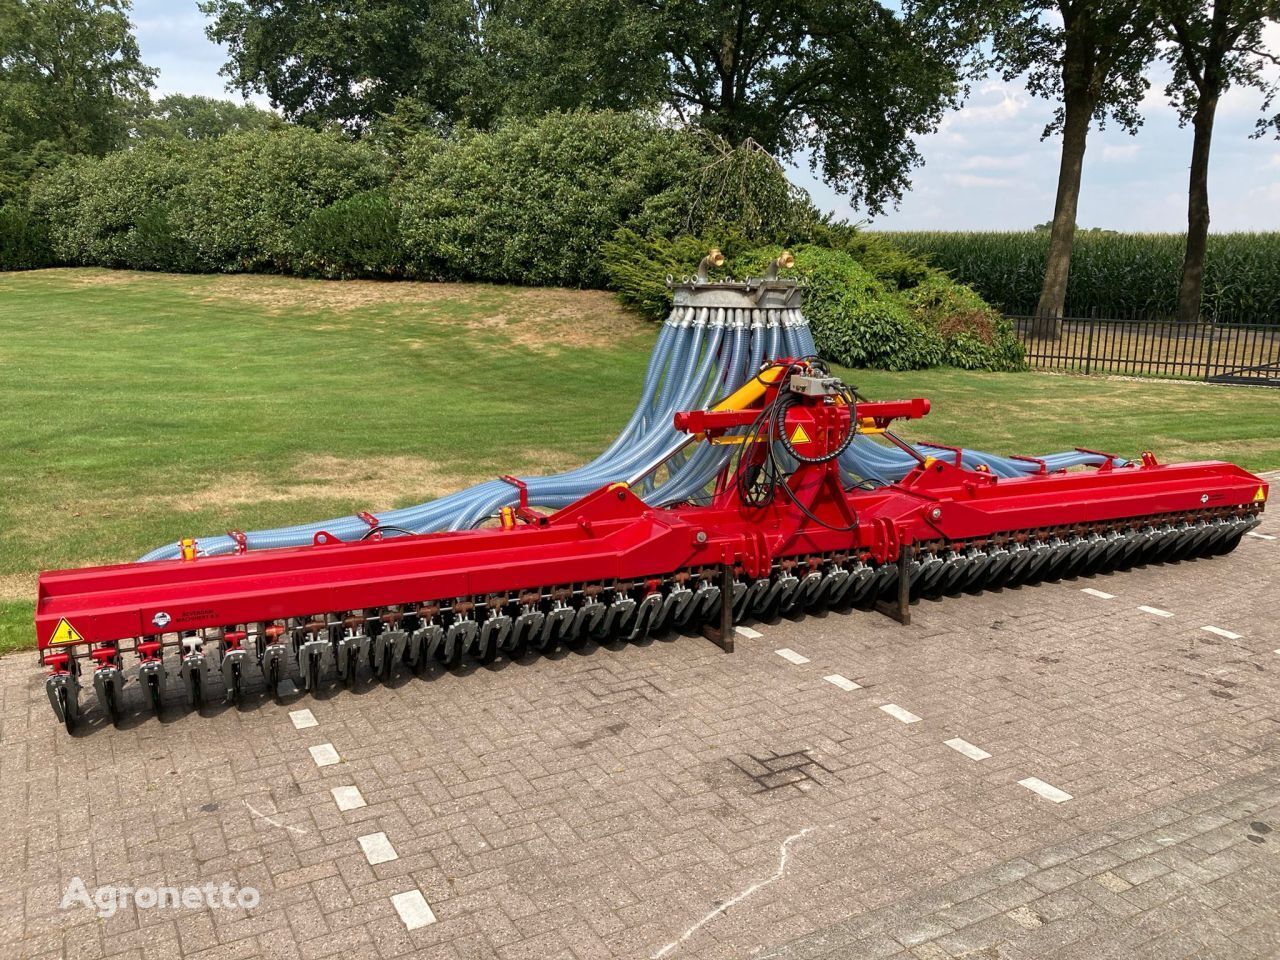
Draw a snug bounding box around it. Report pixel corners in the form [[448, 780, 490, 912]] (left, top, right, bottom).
[[48, 618, 84, 646], [152, 611, 172, 628]]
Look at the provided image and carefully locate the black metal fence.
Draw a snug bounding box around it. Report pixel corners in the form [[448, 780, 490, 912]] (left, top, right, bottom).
[[1010, 316, 1280, 386]]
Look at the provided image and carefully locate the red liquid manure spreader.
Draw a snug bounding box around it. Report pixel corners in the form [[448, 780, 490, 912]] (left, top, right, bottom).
[[35, 254, 1268, 731]]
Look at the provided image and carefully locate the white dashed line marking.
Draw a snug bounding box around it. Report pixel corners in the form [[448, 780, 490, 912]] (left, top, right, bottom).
[[331, 786, 366, 811], [879, 704, 921, 724], [289, 708, 318, 729], [358, 832, 399, 865], [735, 626, 764, 640], [1202, 626, 1242, 641], [391, 890, 436, 929], [775, 648, 810, 665], [309, 743, 340, 767], [1019, 777, 1073, 803], [1247, 531, 1276, 540], [1081, 588, 1115, 600], [823, 674, 861, 691], [1137, 606, 1174, 618], [944, 737, 991, 761]]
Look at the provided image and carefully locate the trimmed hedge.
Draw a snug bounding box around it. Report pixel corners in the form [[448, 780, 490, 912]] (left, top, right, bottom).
[[30, 128, 388, 273], [395, 112, 816, 287], [886, 230, 1280, 322], [0, 204, 52, 270]]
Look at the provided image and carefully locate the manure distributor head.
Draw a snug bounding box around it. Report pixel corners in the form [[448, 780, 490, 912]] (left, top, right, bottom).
[[34, 262, 1268, 731]]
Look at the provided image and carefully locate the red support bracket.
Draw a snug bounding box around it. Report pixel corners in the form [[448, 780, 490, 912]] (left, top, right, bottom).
[[499, 476, 549, 526], [1009, 454, 1049, 475], [916, 440, 964, 467], [227, 530, 248, 555], [1075, 447, 1121, 472], [357, 511, 383, 541]]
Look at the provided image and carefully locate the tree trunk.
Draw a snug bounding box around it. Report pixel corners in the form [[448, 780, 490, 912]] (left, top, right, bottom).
[[1033, 89, 1093, 336], [1178, 95, 1217, 324]]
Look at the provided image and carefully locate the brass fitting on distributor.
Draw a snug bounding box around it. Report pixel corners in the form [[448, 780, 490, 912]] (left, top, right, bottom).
[[695, 247, 726, 282], [764, 250, 795, 281]]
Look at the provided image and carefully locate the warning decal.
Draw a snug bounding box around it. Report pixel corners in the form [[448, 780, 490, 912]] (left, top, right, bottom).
[[1255, 486, 1267, 502], [48, 618, 84, 646], [789, 424, 811, 445]]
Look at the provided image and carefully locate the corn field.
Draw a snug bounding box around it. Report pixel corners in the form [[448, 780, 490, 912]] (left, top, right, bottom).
[[883, 231, 1280, 323]]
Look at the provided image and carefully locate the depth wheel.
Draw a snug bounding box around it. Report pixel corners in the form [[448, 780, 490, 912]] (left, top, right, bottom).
[[189, 670, 203, 709], [269, 660, 281, 702], [229, 664, 242, 706], [59, 686, 75, 735], [148, 674, 162, 715], [103, 680, 121, 726], [507, 623, 530, 660], [343, 656, 358, 688]]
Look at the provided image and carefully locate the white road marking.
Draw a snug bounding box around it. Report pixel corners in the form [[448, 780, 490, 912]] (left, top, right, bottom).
[[358, 832, 399, 865], [1019, 777, 1073, 803], [1081, 588, 1115, 600], [775, 648, 810, 665], [735, 626, 763, 640], [823, 674, 861, 691], [1137, 606, 1174, 618], [242, 799, 308, 835], [391, 890, 436, 929], [944, 737, 991, 761], [651, 827, 814, 959], [879, 704, 922, 724], [1246, 531, 1276, 540], [331, 785, 366, 811], [309, 743, 340, 767], [289, 708, 318, 730], [1202, 626, 1243, 641]]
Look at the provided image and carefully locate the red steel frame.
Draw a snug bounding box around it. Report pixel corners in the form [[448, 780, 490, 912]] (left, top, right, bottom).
[[35, 392, 1269, 656]]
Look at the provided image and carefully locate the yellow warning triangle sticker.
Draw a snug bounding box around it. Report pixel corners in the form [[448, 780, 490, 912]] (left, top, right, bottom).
[[790, 424, 811, 445], [1255, 486, 1267, 502], [48, 618, 84, 645]]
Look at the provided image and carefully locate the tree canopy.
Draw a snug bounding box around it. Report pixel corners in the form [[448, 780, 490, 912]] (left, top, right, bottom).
[[135, 93, 284, 141], [202, 0, 985, 213], [0, 0, 154, 201]]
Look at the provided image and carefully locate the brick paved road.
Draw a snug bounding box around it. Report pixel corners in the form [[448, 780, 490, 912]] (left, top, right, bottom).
[[3, 477, 1277, 960]]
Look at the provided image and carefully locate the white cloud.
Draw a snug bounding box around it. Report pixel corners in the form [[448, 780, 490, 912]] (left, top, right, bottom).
[[957, 152, 1031, 171], [1100, 143, 1141, 162], [941, 172, 1018, 190]]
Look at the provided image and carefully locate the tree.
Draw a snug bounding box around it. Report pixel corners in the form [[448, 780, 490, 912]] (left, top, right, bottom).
[[1158, 1, 1279, 323], [631, 1, 987, 215], [200, 0, 489, 132], [991, 3, 1157, 323], [203, 0, 985, 214], [134, 93, 283, 141], [0, 0, 154, 202]]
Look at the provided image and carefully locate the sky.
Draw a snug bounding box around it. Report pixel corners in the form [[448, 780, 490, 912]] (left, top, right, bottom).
[[132, 1, 1280, 232]]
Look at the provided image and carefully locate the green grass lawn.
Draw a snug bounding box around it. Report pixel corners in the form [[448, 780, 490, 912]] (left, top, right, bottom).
[[3, 267, 1279, 654]]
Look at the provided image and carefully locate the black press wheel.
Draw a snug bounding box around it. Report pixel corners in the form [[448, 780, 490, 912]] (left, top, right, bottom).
[[148, 674, 162, 714], [229, 664, 242, 706], [103, 679, 121, 726], [189, 669, 203, 709], [268, 660, 281, 701], [59, 686, 75, 735]]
